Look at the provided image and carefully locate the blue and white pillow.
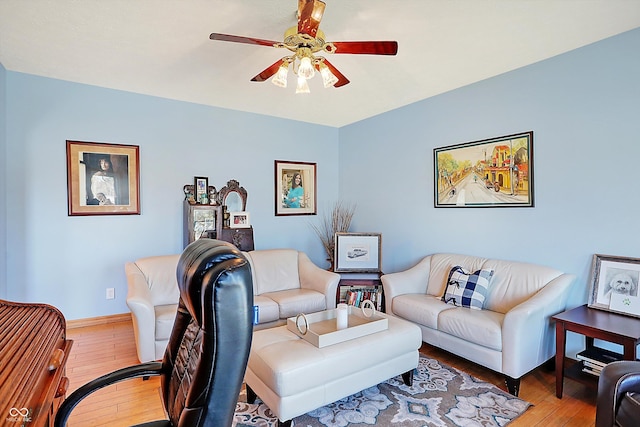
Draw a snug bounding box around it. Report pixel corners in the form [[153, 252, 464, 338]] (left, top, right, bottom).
[[441, 265, 494, 310]]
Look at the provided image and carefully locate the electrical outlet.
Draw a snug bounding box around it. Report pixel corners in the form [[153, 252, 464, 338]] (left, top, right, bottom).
[[106, 288, 115, 300]]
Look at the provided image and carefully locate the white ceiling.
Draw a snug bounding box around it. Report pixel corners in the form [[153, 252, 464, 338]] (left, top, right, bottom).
[[1, 1, 639, 127]]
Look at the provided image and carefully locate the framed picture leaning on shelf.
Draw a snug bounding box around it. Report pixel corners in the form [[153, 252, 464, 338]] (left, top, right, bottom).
[[334, 232, 382, 273], [588, 253, 640, 318], [230, 211, 251, 228]]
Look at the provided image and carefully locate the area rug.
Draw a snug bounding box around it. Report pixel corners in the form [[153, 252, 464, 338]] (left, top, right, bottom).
[[233, 355, 531, 427]]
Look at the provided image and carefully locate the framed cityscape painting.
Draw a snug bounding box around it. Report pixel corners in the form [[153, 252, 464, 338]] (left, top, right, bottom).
[[434, 131, 534, 208]]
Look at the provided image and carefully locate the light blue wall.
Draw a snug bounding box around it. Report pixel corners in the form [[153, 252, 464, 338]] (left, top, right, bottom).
[[4, 74, 339, 319], [339, 28, 640, 353], [4, 28, 640, 332], [0, 62, 6, 299]]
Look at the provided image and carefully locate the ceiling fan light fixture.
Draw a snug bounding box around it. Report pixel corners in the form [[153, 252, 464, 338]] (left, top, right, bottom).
[[295, 75, 310, 94], [319, 62, 338, 88], [298, 55, 315, 79], [272, 62, 289, 88]]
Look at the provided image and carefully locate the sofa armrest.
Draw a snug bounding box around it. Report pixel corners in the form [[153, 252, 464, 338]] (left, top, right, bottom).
[[298, 252, 341, 309], [381, 256, 432, 314], [596, 361, 640, 427], [501, 273, 576, 378], [125, 261, 157, 363]]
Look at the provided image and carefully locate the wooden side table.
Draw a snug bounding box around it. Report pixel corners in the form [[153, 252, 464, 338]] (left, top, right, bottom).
[[552, 304, 640, 398]]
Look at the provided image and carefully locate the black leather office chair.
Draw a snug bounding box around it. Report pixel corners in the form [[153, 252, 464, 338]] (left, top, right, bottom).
[[55, 239, 254, 427], [596, 360, 640, 427]]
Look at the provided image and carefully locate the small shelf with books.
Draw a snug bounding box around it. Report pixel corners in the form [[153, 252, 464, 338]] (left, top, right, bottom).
[[336, 275, 385, 312]]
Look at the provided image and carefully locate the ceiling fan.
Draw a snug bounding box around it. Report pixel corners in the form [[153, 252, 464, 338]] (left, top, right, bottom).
[[209, 0, 398, 93]]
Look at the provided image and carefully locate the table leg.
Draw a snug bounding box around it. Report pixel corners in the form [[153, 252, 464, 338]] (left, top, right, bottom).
[[623, 340, 637, 361], [555, 321, 566, 398], [585, 336, 595, 349]]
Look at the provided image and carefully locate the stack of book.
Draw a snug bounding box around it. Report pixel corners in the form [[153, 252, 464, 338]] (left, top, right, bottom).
[[576, 347, 623, 377], [343, 287, 383, 311]]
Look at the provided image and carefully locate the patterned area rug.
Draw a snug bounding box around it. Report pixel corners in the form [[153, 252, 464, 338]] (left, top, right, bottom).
[[233, 355, 531, 427]]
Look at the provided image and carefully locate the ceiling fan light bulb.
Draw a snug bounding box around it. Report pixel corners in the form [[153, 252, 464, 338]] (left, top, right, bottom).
[[320, 64, 338, 88], [295, 76, 310, 94], [298, 56, 315, 79], [272, 64, 289, 88]]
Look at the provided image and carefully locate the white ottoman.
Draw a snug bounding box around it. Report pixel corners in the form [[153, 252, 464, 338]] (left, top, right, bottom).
[[244, 312, 422, 426]]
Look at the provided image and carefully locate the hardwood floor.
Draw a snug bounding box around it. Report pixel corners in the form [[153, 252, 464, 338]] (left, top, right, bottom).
[[64, 318, 596, 426]]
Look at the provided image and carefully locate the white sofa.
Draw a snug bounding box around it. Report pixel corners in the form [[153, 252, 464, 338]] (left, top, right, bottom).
[[126, 247, 340, 362], [243, 248, 341, 330], [125, 254, 181, 363], [381, 253, 575, 395]]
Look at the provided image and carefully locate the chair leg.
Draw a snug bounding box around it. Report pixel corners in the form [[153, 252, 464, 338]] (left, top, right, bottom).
[[278, 420, 292, 427], [401, 369, 414, 386], [246, 384, 257, 404], [505, 376, 520, 396]]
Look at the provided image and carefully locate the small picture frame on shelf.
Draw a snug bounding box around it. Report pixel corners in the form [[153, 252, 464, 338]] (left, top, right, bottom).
[[334, 232, 382, 273], [588, 254, 640, 317], [229, 211, 250, 228], [194, 176, 209, 204]]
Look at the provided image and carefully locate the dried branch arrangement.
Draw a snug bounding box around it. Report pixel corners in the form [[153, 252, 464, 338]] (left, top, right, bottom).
[[310, 201, 356, 269]]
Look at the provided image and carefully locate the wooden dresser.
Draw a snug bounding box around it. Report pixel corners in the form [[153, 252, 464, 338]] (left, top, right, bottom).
[[0, 299, 73, 427]]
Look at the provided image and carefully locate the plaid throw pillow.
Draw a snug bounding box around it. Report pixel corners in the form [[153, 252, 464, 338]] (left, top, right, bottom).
[[441, 265, 494, 310]]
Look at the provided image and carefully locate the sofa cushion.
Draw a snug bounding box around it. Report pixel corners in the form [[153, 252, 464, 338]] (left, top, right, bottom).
[[253, 295, 280, 324], [245, 249, 301, 295], [134, 254, 181, 306], [482, 259, 564, 314], [442, 266, 494, 310], [426, 254, 489, 296], [262, 289, 326, 318], [392, 294, 455, 329], [438, 307, 504, 351], [155, 303, 178, 340]]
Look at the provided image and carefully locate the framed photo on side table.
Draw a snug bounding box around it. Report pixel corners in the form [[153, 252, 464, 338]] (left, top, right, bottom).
[[334, 232, 382, 273], [66, 140, 140, 216], [275, 160, 317, 216], [588, 254, 640, 318]]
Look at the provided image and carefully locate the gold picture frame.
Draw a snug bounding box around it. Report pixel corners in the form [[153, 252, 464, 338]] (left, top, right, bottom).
[[66, 140, 140, 216]]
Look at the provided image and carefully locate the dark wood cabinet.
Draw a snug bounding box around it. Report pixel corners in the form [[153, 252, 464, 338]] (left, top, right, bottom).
[[217, 227, 254, 251], [183, 201, 221, 248]]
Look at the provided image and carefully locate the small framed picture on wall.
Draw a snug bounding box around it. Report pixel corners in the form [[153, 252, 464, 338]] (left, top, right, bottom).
[[275, 160, 317, 216]]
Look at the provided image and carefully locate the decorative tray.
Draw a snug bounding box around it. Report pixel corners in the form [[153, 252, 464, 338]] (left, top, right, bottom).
[[286, 305, 388, 348]]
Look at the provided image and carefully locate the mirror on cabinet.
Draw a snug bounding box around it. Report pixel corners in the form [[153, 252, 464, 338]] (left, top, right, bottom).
[[216, 180, 247, 212]]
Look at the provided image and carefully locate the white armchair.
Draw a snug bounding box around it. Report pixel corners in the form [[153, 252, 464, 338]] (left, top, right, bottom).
[[243, 249, 340, 329], [125, 254, 181, 363]]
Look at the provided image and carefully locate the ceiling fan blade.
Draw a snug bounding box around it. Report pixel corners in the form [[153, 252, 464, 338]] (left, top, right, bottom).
[[319, 59, 350, 87], [329, 41, 398, 55], [209, 33, 278, 48], [250, 59, 285, 82], [298, 0, 326, 38]]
